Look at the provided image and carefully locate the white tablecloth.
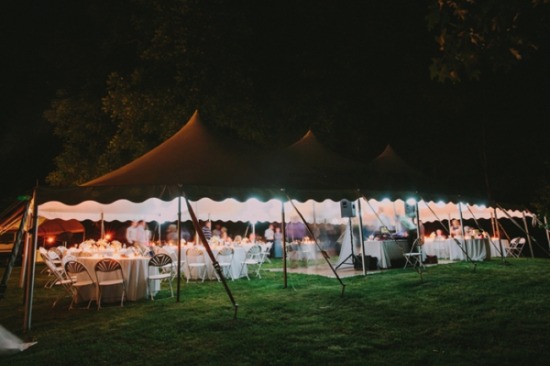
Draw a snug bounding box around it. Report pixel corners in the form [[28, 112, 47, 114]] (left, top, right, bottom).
[[422, 238, 503, 261], [165, 245, 248, 280], [77, 256, 155, 303], [361, 239, 409, 268]]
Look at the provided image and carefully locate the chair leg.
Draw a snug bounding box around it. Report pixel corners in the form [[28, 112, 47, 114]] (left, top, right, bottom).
[[96, 286, 102, 310], [148, 279, 154, 301], [168, 278, 174, 297], [240, 263, 250, 280]]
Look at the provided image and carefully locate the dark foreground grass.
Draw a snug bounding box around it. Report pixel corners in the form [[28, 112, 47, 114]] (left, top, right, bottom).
[[1, 258, 550, 365]]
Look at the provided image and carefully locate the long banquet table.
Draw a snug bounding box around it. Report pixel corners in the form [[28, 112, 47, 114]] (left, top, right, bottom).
[[422, 238, 509, 261]]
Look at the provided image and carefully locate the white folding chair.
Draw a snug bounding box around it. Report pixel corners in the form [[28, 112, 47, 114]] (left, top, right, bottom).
[[148, 253, 175, 300], [159, 246, 185, 278], [403, 239, 423, 269], [43, 258, 73, 308], [506, 237, 526, 258], [64, 260, 96, 310], [94, 258, 125, 309], [259, 242, 273, 264], [186, 247, 207, 283], [239, 244, 263, 280], [215, 247, 234, 281], [41, 250, 68, 288]]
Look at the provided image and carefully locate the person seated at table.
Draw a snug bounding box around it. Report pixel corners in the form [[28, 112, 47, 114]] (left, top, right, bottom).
[[435, 229, 446, 239], [220, 230, 232, 244], [212, 223, 222, 238], [450, 219, 462, 237], [233, 235, 242, 245], [166, 224, 178, 244]]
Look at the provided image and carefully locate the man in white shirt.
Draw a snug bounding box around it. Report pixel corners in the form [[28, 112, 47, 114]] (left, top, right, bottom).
[[134, 220, 150, 254], [264, 224, 275, 242], [126, 221, 138, 246]]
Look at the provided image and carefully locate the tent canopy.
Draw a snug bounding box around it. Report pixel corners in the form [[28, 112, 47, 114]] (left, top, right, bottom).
[[38, 111, 373, 204], [35, 111, 528, 227]]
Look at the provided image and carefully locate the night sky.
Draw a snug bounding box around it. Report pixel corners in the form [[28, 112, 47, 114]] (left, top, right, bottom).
[[1, 1, 549, 208]]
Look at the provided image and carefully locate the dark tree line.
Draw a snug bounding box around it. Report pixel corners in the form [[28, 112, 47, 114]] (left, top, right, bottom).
[[41, 0, 550, 211]]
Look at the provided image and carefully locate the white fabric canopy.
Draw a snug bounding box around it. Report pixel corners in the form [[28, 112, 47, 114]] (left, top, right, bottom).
[[38, 196, 529, 227]]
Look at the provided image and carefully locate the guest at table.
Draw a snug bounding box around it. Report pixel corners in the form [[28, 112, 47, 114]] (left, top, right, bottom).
[[286, 216, 307, 241], [166, 224, 178, 244], [220, 230, 232, 244], [181, 224, 193, 242], [435, 229, 446, 239], [450, 219, 462, 237], [201, 220, 212, 241], [212, 223, 222, 238]]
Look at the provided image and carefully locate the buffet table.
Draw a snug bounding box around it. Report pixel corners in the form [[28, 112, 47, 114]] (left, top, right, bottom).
[[362, 239, 409, 269], [336, 234, 409, 270]]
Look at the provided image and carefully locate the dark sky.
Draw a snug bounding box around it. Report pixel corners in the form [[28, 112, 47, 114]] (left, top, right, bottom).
[[1, 1, 549, 208]]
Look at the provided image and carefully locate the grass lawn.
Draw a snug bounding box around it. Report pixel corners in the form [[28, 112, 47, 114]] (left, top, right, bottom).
[[1, 258, 550, 365]]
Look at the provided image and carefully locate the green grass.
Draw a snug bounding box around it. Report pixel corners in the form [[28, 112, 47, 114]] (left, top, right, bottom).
[[1, 258, 550, 365]]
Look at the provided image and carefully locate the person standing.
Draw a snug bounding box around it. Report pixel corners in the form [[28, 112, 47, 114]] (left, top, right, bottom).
[[126, 220, 138, 246], [134, 220, 150, 254], [264, 224, 275, 242], [273, 226, 283, 258], [201, 221, 212, 241]]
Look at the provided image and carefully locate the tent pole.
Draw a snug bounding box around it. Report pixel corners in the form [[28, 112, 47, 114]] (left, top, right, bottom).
[[23, 189, 38, 335], [466, 204, 500, 261], [495, 203, 548, 256], [281, 195, 287, 289], [545, 216, 550, 251], [459, 202, 476, 271], [0, 198, 31, 299], [184, 196, 238, 319], [176, 194, 182, 302], [493, 208, 509, 265], [100, 212, 105, 239], [522, 212, 535, 258], [286, 194, 346, 296], [19, 232, 30, 288], [415, 200, 424, 280], [357, 197, 366, 276]]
